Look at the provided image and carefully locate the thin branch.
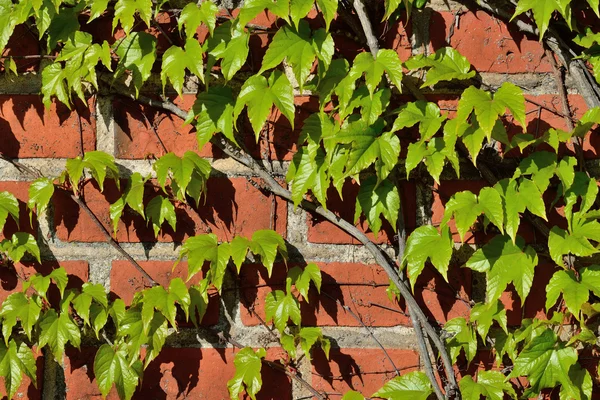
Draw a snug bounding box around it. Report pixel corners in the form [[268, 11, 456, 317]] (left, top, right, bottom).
[[545, 48, 587, 171], [70, 193, 157, 287], [216, 332, 326, 400], [352, 0, 379, 57], [321, 290, 401, 377]]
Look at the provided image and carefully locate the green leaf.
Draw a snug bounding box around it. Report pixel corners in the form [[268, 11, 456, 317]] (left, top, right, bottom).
[[441, 188, 504, 242], [315, 0, 337, 30], [290, 0, 312, 26], [444, 317, 478, 364], [189, 280, 210, 326], [298, 327, 329, 361], [459, 370, 516, 400], [349, 49, 403, 95], [510, 329, 579, 398], [265, 290, 301, 332], [561, 363, 593, 400], [186, 86, 235, 146], [546, 266, 600, 318], [230, 236, 251, 271], [372, 371, 433, 400], [153, 151, 211, 203], [0, 191, 19, 232], [141, 278, 190, 331], [94, 344, 142, 400], [249, 230, 288, 276], [354, 176, 400, 238], [514, 151, 557, 193], [178, 233, 218, 281], [160, 40, 205, 97], [113, 32, 157, 96], [112, 0, 152, 34], [457, 83, 525, 138], [494, 178, 547, 243], [335, 119, 399, 179], [392, 101, 446, 140], [403, 225, 453, 289], [227, 347, 266, 400], [470, 300, 508, 340], [341, 391, 365, 400], [38, 309, 81, 361], [261, 21, 332, 90], [79, 151, 120, 192], [145, 196, 177, 236], [207, 21, 249, 81], [72, 283, 108, 328], [0, 293, 41, 343], [548, 223, 600, 265], [1, 233, 40, 263], [178, 1, 218, 37], [404, 47, 475, 87], [512, 0, 571, 39], [466, 235, 538, 304], [288, 263, 322, 300], [27, 178, 54, 224], [234, 71, 295, 139], [287, 146, 329, 207], [0, 340, 37, 400], [41, 63, 69, 109]]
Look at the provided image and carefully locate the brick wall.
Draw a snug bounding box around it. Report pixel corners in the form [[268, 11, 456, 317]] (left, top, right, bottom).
[[0, 0, 598, 399]]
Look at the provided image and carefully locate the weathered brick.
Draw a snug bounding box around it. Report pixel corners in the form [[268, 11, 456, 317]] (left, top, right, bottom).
[[240, 262, 409, 327], [64, 347, 291, 400], [431, 11, 551, 73], [0, 261, 89, 304], [0, 96, 95, 158], [54, 178, 287, 243], [311, 348, 420, 396], [307, 181, 416, 245], [110, 260, 219, 326]]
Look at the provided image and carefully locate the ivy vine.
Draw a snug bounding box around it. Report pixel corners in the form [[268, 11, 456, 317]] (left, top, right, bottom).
[[0, 0, 600, 399]]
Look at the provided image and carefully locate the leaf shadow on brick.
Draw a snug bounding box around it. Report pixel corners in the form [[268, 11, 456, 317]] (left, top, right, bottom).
[[0, 116, 21, 157], [186, 177, 237, 234], [311, 347, 362, 390], [141, 348, 204, 399], [412, 264, 472, 324]]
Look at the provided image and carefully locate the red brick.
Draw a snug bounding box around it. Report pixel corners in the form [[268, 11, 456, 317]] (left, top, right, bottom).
[[0, 96, 95, 158], [109, 260, 219, 326], [307, 180, 416, 245], [0, 350, 43, 400], [0, 261, 89, 304], [383, 15, 413, 63], [311, 348, 420, 396], [0, 181, 37, 240], [114, 96, 211, 159], [412, 263, 472, 325], [53, 177, 287, 243], [431, 11, 551, 74], [64, 347, 291, 400], [239, 262, 410, 327]]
